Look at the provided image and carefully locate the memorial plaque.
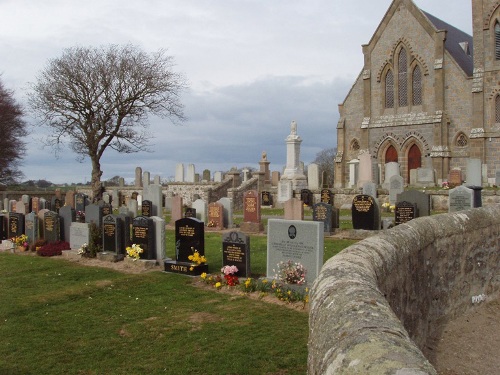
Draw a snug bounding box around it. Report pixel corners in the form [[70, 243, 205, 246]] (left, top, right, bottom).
[[132, 216, 155, 260], [102, 215, 124, 254], [222, 231, 250, 277], [141, 200, 152, 217], [44, 211, 60, 243], [320, 189, 333, 205], [8, 213, 24, 238], [174, 217, 205, 263], [351, 194, 380, 230], [395, 201, 417, 225], [312, 202, 333, 234], [261, 191, 273, 206], [300, 189, 313, 207], [207, 202, 224, 229]]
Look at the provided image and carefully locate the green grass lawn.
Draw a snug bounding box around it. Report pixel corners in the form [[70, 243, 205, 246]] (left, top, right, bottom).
[[0, 231, 357, 375]]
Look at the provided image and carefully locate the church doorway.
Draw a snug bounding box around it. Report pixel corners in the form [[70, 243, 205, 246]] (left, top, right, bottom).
[[407, 144, 422, 181], [385, 145, 398, 163]]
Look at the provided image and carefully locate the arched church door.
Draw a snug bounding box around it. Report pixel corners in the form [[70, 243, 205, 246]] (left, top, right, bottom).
[[407, 144, 422, 182], [385, 145, 398, 163]]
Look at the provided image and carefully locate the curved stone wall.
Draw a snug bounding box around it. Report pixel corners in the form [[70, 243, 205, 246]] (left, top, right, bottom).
[[308, 205, 500, 374]]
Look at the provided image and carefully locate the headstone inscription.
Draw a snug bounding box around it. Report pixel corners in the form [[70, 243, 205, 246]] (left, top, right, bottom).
[[132, 216, 155, 260], [8, 213, 24, 238], [300, 189, 313, 207], [102, 215, 124, 255], [184, 207, 196, 218], [395, 201, 417, 225], [222, 231, 250, 277], [312, 202, 333, 234], [207, 202, 224, 229], [320, 189, 333, 205], [261, 191, 273, 206], [164, 217, 207, 275], [397, 190, 431, 217], [266, 219, 324, 285], [142, 200, 152, 217], [351, 194, 380, 230], [240, 190, 263, 233], [449, 185, 474, 213], [44, 211, 61, 243]]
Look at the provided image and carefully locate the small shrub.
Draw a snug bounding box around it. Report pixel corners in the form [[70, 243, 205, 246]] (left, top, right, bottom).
[[37, 241, 70, 257]]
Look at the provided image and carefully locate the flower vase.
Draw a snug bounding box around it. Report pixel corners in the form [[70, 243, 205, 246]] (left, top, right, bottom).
[[16, 245, 26, 252]]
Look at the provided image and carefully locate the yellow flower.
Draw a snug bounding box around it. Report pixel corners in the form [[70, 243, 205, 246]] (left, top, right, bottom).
[[201, 273, 207, 279], [215, 282, 222, 289], [189, 266, 194, 271], [244, 279, 251, 288], [262, 279, 268, 284], [287, 290, 291, 295]]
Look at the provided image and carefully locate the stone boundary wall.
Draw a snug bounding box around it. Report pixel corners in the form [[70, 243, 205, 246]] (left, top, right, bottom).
[[308, 205, 500, 374], [227, 177, 259, 210]]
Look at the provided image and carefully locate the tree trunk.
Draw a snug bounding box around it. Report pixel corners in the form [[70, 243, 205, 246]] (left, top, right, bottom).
[[90, 156, 103, 202]]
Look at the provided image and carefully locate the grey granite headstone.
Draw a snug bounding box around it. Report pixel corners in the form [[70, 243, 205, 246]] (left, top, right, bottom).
[[466, 158, 482, 186], [25, 212, 39, 245], [397, 190, 431, 217], [362, 182, 377, 198], [192, 199, 207, 223], [389, 175, 404, 204], [143, 184, 163, 217], [217, 197, 233, 229], [59, 206, 76, 243], [70, 223, 90, 250], [85, 204, 103, 228], [151, 216, 166, 263], [266, 219, 324, 285], [449, 185, 474, 213]]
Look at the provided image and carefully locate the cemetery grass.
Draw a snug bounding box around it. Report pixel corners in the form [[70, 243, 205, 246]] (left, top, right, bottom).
[[0, 253, 309, 375]]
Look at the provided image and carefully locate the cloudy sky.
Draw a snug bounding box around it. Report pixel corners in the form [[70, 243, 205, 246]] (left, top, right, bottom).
[[0, 0, 472, 184]]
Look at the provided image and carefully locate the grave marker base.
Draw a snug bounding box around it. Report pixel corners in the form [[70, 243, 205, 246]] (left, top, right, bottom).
[[164, 260, 208, 276], [97, 252, 125, 262]]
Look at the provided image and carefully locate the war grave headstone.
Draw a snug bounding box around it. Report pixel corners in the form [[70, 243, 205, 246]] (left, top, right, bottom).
[[300, 189, 313, 207], [240, 190, 264, 233], [351, 194, 381, 230], [278, 180, 292, 202], [320, 189, 333, 205], [164, 217, 207, 276], [132, 216, 155, 260], [448, 168, 462, 187], [8, 212, 24, 238], [207, 202, 224, 230], [284, 197, 304, 220], [170, 196, 183, 225], [397, 190, 431, 217], [151, 216, 166, 263], [312, 202, 333, 234], [70, 222, 90, 250], [362, 182, 378, 198], [142, 200, 152, 217], [44, 211, 60, 243], [85, 204, 103, 228], [389, 175, 404, 204], [101, 215, 124, 260], [59, 206, 76, 243], [395, 201, 417, 225], [217, 197, 233, 229], [184, 207, 196, 218], [261, 191, 273, 207], [222, 231, 250, 277], [266, 219, 324, 285], [449, 185, 474, 213], [15, 201, 26, 215], [51, 197, 62, 214], [192, 199, 207, 223]]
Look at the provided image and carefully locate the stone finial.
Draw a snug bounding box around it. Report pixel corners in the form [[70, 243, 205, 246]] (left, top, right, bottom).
[[291, 120, 297, 135]]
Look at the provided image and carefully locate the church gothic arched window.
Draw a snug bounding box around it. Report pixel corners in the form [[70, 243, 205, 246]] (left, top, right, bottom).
[[495, 94, 500, 123], [385, 70, 394, 108], [412, 65, 422, 105], [398, 48, 408, 107], [495, 21, 500, 60], [456, 132, 468, 148]]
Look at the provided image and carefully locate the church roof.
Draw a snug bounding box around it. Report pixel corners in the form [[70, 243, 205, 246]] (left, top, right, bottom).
[[421, 10, 474, 77]]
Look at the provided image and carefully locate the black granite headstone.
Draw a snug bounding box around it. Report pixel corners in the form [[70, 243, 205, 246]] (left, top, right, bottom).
[[117, 214, 132, 250], [44, 211, 60, 243], [351, 194, 380, 230], [51, 197, 62, 214], [222, 231, 250, 277], [395, 201, 417, 225], [300, 189, 313, 207], [102, 215, 124, 254], [312, 202, 333, 233], [261, 191, 273, 206], [142, 200, 152, 217], [75, 193, 87, 213], [175, 217, 205, 263], [58, 206, 75, 243], [8, 213, 24, 238], [397, 190, 430, 217], [320, 189, 333, 205], [132, 216, 155, 260], [184, 207, 196, 218]]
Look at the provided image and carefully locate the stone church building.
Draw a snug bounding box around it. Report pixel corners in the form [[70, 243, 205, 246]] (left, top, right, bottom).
[[335, 0, 500, 188]]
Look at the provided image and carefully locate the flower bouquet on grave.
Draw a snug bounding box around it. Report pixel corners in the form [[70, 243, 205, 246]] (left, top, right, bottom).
[[11, 234, 28, 251], [274, 260, 306, 285], [221, 265, 239, 286], [126, 244, 143, 261], [76, 211, 85, 222]]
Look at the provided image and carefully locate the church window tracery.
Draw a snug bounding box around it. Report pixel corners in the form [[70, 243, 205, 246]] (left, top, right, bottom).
[[495, 21, 500, 60], [456, 132, 468, 148], [385, 70, 394, 108], [412, 65, 422, 105], [398, 48, 408, 107], [495, 94, 500, 123]]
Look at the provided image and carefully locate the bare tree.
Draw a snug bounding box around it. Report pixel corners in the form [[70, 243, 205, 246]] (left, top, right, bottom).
[[28, 44, 187, 199], [313, 147, 336, 188], [0, 78, 27, 184]]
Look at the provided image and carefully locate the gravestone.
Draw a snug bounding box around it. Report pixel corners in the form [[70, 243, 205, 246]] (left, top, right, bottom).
[[142, 200, 152, 217], [272, 171, 280, 187], [240, 190, 263, 233], [278, 180, 292, 202], [448, 168, 462, 187], [101, 203, 112, 216], [284, 198, 304, 220], [65, 190, 75, 208], [127, 199, 138, 217], [143, 171, 150, 187], [389, 175, 404, 204], [222, 231, 251, 277], [85, 204, 103, 228], [31, 197, 40, 214], [15, 201, 26, 215], [397, 190, 431, 217], [131, 191, 139, 200], [142, 184, 163, 216], [59, 206, 76, 243], [362, 182, 378, 198], [351, 194, 381, 230], [186, 164, 195, 183], [449, 185, 474, 213], [213, 171, 222, 183], [170, 196, 183, 225], [51, 197, 62, 214], [44, 211, 61, 243], [184, 207, 196, 218], [153, 175, 161, 185], [117, 214, 132, 249], [312, 203, 333, 234], [37, 209, 49, 238], [416, 168, 435, 187], [175, 163, 184, 182], [102, 215, 124, 255], [217, 197, 233, 229], [307, 163, 320, 190], [261, 191, 273, 206], [202, 169, 211, 182], [207, 202, 224, 229], [300, 189, 313, 207], [395, 201, 417, 225], [357, 151, 373, 188], [70, 223, 90, 250], [135, 166, 143, 187], [164, 217, 207, 275], [8, 212, 24, 238], [320, 189, 333, 205], [75, 193, 87, 214], [383, 162, 400, 189], [151, 216, 166, 263], [266, 219, 324, 285], [21, 195, 31, 213], [192, 199, 207, 223], [466, 158, 482, 186], [132, 216, 155, 260]]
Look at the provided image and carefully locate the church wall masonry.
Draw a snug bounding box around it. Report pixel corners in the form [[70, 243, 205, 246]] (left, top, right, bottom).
[[308, 205, 500, 374]]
